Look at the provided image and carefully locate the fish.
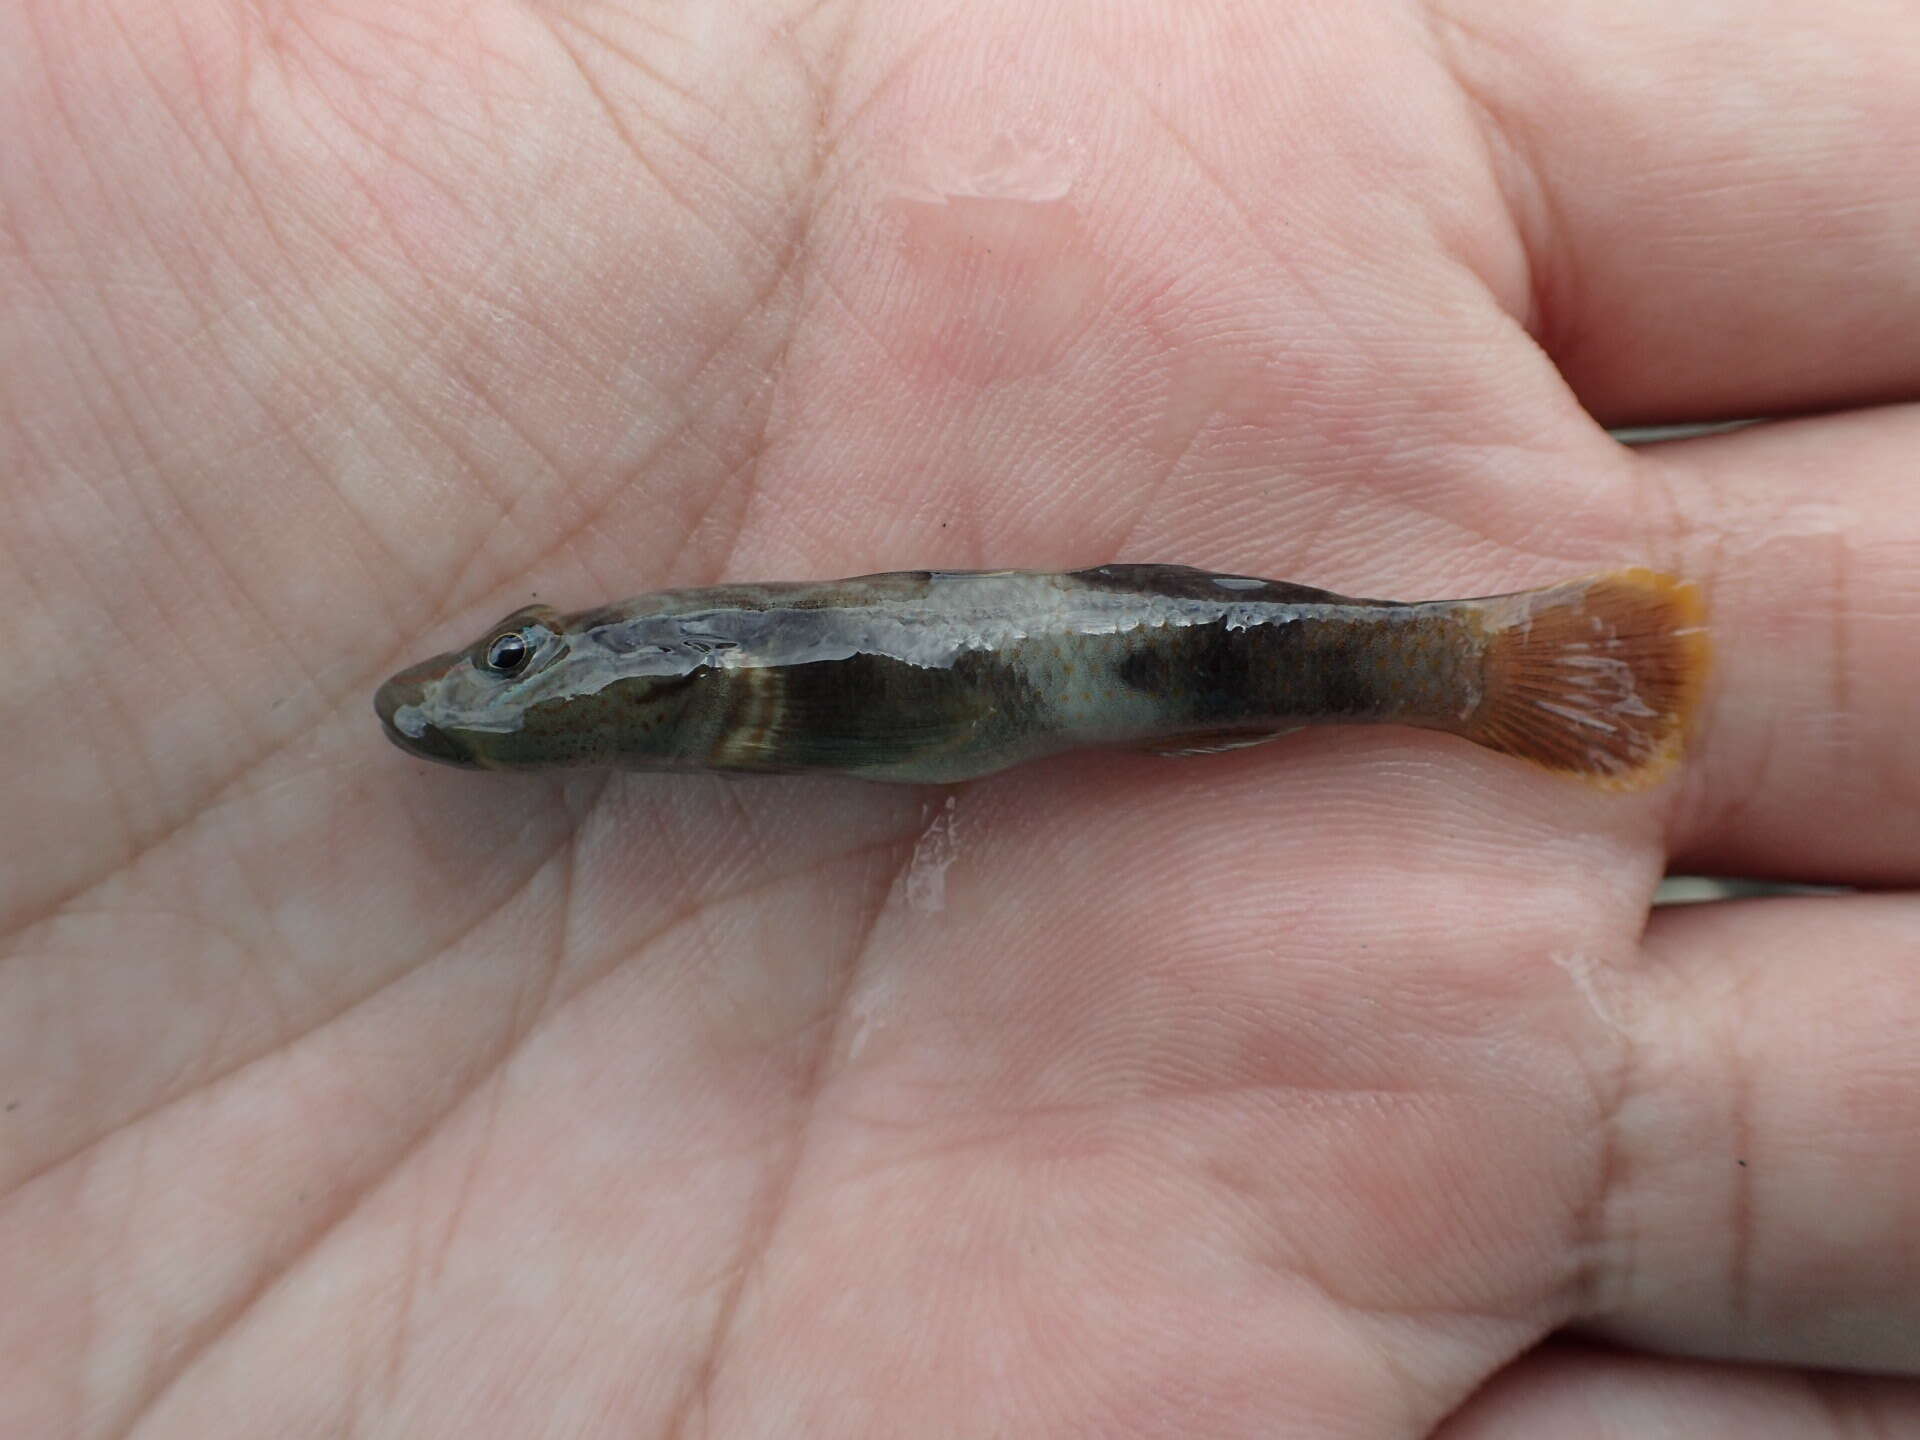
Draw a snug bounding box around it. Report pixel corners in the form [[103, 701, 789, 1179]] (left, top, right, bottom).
[[373, 565, 1708, 789]]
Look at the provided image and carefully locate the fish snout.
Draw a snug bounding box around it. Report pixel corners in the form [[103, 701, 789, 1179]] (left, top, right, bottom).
[[375, 666, 480, 768]]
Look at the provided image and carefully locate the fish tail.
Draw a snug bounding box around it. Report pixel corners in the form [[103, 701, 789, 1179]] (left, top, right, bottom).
[[1460, 569, 1709, 790]]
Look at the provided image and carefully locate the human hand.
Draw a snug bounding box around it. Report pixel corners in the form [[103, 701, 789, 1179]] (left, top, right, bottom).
[[5, 1, 1917, 1433]]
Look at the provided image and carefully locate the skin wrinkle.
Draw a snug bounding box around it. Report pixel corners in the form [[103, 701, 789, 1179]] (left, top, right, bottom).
[[1, 634, 369, 947], [288, 229, 569, 491], [423, 42, 821, 597], [1432, 10, 1586, 379], [1724, 980, 1757, 1335], [1561, 984, 1637, 1328], [741, 229, 909, 387], [552, 6, 713, 119], [228, 72, 654, 611], [267, 6, 445, 127], [17, 1, 111, 209], [668, 425, 770, 589], [1276, 1265, 1436, 1437], [174, 51, 339, 323], [126, 443, 305, 754], [89, 814, 903, 1437], [99, 5, 210, 216], [541, 22, 707, 222], [321, 20, 505, 156], [664, 838, 908, 1440], [1078, 34, 1394, 397], [311, 104, 497, 267], [4, 786, 930, 1202], [726, 94, 831, 588], [406, 784, 605, 1299], [205, 800, 303, 1018], [1097, 348, 1231, 571], [0, 808, 560, 1197], [190, 7, 276, 173], [107, 1024, 523, 1440], [595, 228, 821, 513], [1024, 31, 1538, 574], [139, 4, 249, 184], [833, 1075, 1445, 1163], [518, 262, 793, 594], [3, 146, 653, 927], [11, 564, 147, 902], [400, 375, 595, 622], [1644, 438, 1899, 873], [823, 1058, 1590, 1337], [151, 283, 484, 658], [525, 8, 851, 592], [367, 1200, 417, 1427], [1613, 913, 1778, 1355], [1371, 452, 1617, 576], [759, 0, 984, 226], [1419, 0, 1575, 353], [12, 750, 449, 1171], [698, 22, 944, 403], [1827, 522, 1854, 764], [544, 10, 793, 226], [1124, 231, 1601, 576], [377, 400, 581, 636], [1700, 622, 1786, 851]]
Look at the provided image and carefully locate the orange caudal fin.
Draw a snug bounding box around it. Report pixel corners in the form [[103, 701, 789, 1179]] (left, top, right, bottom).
[[1462, 569, 1709, 791]]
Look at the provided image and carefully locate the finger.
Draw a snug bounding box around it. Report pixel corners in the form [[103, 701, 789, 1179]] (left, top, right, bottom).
[[1631, 407, 1920, 884], [1436, 0, 1920, 423], [1578, 894, 1920, 1373], [1436, 1342, 1920, 1439]]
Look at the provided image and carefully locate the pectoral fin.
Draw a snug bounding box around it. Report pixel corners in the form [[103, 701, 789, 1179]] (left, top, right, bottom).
[[1143, 727, 1298, 757]]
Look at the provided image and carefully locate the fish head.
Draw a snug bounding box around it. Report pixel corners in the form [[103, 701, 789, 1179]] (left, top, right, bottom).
[[375, 604, 724, 770], [375, 604, 566, 768]]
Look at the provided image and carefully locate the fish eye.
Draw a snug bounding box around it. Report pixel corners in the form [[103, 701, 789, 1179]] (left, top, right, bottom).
[[483, 631, 530, 676]]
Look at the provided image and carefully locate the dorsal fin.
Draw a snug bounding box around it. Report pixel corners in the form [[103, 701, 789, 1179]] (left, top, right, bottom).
[[1069, 564, 1384, 606]]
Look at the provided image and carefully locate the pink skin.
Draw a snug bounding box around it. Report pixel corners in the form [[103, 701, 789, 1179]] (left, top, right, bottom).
[[3, 1, 1918, 1435]]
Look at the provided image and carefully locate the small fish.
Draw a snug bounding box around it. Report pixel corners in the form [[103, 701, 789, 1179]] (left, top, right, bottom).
[[374, 565, 1707, 789]]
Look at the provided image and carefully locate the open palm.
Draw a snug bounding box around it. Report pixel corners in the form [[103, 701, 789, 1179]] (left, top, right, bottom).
[[5, 1, 1917, 1434]]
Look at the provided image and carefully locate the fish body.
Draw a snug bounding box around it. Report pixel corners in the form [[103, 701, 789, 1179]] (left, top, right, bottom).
[[374, 565, 1706, 789]]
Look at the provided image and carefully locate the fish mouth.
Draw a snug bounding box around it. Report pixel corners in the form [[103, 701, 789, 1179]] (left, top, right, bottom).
[[374, 670, 480, 769]]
